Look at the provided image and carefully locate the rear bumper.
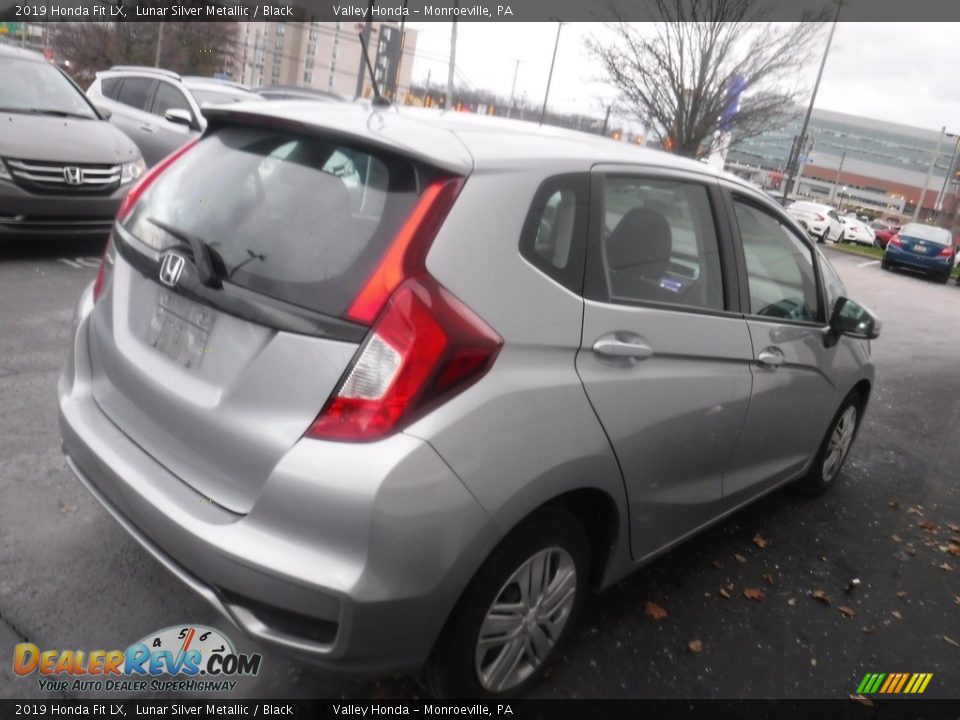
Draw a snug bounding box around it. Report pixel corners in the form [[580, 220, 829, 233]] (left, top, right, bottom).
[[884, 245, 953, 274], [58, 286, 501, 674], [0, 178, 125, 238]]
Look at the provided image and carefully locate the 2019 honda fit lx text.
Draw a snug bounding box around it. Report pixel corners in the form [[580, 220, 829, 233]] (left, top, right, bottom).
[[59, 102, 880, 697]]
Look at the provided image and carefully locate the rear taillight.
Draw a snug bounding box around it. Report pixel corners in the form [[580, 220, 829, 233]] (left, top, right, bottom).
[[889, 235, 901, 247], [115, 139, 199, 223], [91, 238, 115, 303], [346, 176, 465, 325], [307, 275, 502, 441], [938, 246, 953, 257]]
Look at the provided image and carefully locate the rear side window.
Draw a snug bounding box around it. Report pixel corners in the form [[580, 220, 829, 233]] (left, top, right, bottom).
[[598, 177, 724, 311], [123, 125, 421, 318], [116, 77, 155, 111], [518, 174, 589, 292]]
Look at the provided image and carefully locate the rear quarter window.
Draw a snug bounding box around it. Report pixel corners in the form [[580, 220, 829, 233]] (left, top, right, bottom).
[[518, 174, 589, 293], [123, 125, 423, 318]]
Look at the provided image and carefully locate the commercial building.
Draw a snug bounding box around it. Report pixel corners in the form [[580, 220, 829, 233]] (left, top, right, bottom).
[[233, 21, 418, 101], [725, 108, 960, 221]]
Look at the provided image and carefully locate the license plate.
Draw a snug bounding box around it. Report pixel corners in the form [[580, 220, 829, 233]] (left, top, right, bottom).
[[146, 291, 215, 368], [914, 244, 927, 254]]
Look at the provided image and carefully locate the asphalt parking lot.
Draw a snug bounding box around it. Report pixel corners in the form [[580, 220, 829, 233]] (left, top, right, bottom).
[[1, 239, 958, 700]]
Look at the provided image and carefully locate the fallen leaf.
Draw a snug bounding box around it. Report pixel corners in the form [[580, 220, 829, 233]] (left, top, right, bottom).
[[752, 534, 769, 549], [891, 610, 902, 620], [718, 587, 731, 599], [896, 591, 907, 599], [891, 534, 903, 543], [688, 640, 703, 654], [948, 544, 960, 557], [861, 626, 875, 634], [944, 636, 960, 649], [905, 545, 917, 556], [955, 595, 960, 605], [763, 573, 774, 586], [743, 587, 765, 601], [940, 562, 955, 572], [734, 553, 747, 564], [850, 695, 875, 707], [839, 606, 856, 618], [58, 500, 77, 514], [907, 505, 923, 516], [811, 589, 831, 605], [787, 598, 797, 607], [920, 520, 937, 533], [887, 500, 899, 510], [810, 658, 817, 667], [712, 559, 723, 569], [645, 601, 668, 620], [947, 523, 960, 533]]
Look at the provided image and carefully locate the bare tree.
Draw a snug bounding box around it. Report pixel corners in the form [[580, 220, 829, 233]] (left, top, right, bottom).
[[589, 0, 829, 157], [51, 19, 239, 86]]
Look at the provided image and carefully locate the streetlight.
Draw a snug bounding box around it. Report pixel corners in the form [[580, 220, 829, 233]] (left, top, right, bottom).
[[783, 0, 845, 200], [839, 186, 849, 212], [539, 21, 564, 126], [934, 131, 960, 220]]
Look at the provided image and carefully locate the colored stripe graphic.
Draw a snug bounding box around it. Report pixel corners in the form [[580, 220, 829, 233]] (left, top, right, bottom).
[[858, 672, 932, 694]]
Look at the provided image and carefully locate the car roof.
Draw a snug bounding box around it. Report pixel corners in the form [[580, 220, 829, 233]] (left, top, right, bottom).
[[182, 76, 255, 94], [0, 42, 46, 62], [204, 101, 754, 187]]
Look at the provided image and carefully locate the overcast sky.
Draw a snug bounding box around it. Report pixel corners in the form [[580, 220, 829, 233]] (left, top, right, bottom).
[[406, 22, 960, 135]]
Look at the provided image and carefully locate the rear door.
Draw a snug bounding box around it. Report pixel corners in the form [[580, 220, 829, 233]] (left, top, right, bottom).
[[720, 188, 840, 497], [88, 123, 430, 513], [575, 167, 754, 560]]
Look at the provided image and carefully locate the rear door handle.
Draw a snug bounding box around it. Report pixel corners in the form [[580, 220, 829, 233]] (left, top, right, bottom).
[[140, 124, 157, 133], [756, 347, 785, 368], [592, 333, 653, 359]]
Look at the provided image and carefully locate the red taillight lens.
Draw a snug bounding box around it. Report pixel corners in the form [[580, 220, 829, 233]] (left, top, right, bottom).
[[115, 139, 200, 224], [889, 235, 901, 247], [91, 238, 115, 302], [307, 275, 502, 442], [938, 246, 953, 257], [346, 176, 465, 325]]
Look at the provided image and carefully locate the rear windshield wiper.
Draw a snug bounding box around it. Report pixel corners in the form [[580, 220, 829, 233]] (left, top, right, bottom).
[[148, 218, 221, 289]]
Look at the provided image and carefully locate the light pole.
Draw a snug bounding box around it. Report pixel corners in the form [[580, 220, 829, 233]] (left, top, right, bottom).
[[508, 59, 520, 118], [913, 125, 945, 221], [830, 151, 846, 203], [446, 15, 458, 110], [934, 132, 960, 221], [783, 0, 844, 200], [539, 21, 563, 126], [839, 186, 848, 213]]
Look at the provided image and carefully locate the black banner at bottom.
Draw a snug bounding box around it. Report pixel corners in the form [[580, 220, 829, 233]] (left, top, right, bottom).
[[2, 700, 960, 720]]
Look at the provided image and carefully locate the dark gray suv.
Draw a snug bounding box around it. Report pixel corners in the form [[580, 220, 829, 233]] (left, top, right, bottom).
[[0, 43, 145, 240]]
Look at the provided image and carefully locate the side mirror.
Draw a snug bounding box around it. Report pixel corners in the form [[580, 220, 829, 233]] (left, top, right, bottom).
[[96, 106, 112, 120], [164, 108, 195, 129], [827, 297, 881, 346]]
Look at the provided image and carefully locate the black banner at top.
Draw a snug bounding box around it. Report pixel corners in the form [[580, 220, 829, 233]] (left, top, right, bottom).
[[2, 0, 960, 22]]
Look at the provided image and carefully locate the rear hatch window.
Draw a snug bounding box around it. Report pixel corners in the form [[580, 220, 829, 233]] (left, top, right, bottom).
[[122, 125, 421, 320]]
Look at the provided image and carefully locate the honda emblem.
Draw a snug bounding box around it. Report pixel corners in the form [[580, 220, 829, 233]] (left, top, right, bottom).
[[63, 166, 83, 185], [159, 252, 186, 288]]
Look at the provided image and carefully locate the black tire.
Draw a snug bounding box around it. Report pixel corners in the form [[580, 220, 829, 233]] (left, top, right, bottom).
[[881, 257, 891, 270], [423, 507, 590, 699], [935, 271, 950, 284], [797, 391, 862, 497]]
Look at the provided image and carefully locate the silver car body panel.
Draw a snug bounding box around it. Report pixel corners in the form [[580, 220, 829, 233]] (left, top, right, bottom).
[[58, 105, 876, 673]]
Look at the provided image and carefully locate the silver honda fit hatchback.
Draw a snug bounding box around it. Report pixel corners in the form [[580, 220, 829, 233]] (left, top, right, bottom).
[[59, 102, 879, 697]]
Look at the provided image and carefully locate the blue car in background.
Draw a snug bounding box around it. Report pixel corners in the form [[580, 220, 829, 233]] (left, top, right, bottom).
[[882, 222, 956, 283]]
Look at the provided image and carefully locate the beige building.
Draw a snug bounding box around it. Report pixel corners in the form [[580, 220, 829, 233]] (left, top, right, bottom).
[[234, 21, 417, 101]]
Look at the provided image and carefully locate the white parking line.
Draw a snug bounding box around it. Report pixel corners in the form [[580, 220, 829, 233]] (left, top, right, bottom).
[[56, 258, 82, 269], [857, 260, 880, 268]]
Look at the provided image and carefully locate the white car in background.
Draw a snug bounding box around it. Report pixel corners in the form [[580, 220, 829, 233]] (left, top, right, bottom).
[[787, 201, 843, 243], [837, 215, 878, 247]]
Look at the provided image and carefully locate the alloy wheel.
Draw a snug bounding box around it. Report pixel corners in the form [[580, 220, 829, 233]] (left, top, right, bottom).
[[822, 405, 857, 483], [474, 547, 577, 693]]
